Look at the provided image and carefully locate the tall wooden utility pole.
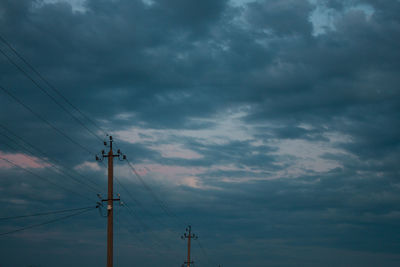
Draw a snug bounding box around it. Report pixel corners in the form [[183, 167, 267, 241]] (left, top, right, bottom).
[[96, 136, 125, 267], [181, 225, 197, 267]]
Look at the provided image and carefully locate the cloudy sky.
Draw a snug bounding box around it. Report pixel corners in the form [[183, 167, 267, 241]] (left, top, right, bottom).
[[0, 0, 399, 266]]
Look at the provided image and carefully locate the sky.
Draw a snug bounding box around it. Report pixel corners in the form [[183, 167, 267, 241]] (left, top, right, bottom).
[[0, 0, 399, 266]]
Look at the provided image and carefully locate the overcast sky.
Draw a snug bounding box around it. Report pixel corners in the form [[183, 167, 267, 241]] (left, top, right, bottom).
[[0, 0, 400, 266]]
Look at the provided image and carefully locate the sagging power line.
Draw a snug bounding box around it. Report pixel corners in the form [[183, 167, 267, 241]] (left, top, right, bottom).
[[0, 34, 108, 139], [0, 205, 97, 237], [0, 206, 96, 221], [126, 158, 186, 228], [0, 123, 104, 191], [0, 43, 105, 144], [0, 129, 102, 194], [0, 84, 94, 155], [0, 156, 96, 203]]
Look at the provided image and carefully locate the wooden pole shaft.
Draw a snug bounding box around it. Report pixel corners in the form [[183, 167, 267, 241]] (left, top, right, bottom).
[[107, 149, 114, 267], [187, 227, 191, 267]]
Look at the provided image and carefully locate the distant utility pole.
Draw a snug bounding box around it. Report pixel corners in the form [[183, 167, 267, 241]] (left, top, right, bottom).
[[181, 225, 197, 267], [96, 136, 125, 267]]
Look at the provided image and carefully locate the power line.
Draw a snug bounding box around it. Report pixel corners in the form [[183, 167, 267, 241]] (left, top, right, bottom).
[[118, 157, 196, 256], [0, 138, 100, 196], [125, 158, 186, 228], [123, 200, 176, 252], [97, 137, 179, 264], [0, 35, 203, 264], [0, 34, 108, 139], [115, 177, 167, 229], [122, 202, 149, 231], [196, 239, 214, 266], [0, 156, 96, 203], [0, 206, 96, 221], [0, 206, 96, 237], [0, 131, 102, 194], [124, 158, 217, 265], [0, 123, 104, 191], [0, 46, 104, 143], [0, 34, 114, 177], [115, 177, 142, 208], [98, 141, 176, 229], [100, 140, 213, 265], [116, 177, 180, 250], [120, 201, 178, 254], [114, 205, 148, 246], [0, 84, 94, 155]]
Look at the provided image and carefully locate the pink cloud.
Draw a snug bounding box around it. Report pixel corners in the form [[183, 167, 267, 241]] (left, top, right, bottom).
[[0, 151, 49, 169], [74, 161, 102, 171]]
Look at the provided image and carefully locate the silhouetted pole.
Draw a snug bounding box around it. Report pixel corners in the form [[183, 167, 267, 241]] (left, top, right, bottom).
[[181, 225, 197, 267], [96, 136, 125, 267]]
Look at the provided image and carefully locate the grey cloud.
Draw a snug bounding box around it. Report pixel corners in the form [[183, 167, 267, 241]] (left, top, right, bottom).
[[271, 125, 329, 141]]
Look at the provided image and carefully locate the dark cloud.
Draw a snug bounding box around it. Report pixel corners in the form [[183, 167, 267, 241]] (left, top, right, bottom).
[[246, 0, 314, 36]]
